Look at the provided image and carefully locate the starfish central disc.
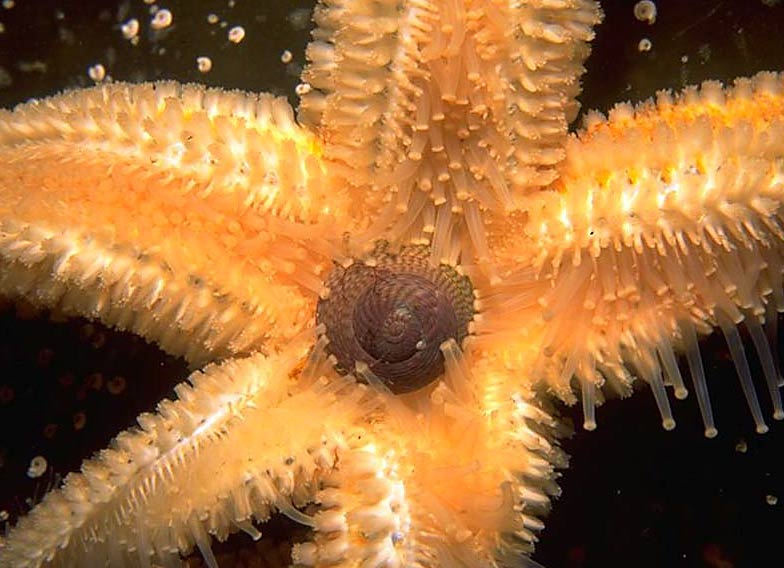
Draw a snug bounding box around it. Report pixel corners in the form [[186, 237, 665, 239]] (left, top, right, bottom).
[[317, 243, 475, 393]]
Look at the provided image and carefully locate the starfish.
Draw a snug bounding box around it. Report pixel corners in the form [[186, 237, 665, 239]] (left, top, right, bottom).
[[1, 1, 783, 567]]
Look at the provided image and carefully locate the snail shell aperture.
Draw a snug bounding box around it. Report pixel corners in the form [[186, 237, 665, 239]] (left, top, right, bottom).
[[316, 243, 475, 394]]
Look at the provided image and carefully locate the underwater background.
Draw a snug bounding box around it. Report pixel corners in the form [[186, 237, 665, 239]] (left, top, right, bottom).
[[0, 1, 783, 567]]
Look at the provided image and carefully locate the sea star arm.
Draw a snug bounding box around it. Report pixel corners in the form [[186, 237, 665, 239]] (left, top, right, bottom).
[[291, 440, 414, 567], [275, 336, 562, 567], [484, 72, 784, 436], [300, 0, 602, 258], [0, 340, 388, 568], [0, 82, 347, 365]]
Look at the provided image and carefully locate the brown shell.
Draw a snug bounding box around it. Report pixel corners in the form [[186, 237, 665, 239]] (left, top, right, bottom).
[[316, 242, 474, 394]]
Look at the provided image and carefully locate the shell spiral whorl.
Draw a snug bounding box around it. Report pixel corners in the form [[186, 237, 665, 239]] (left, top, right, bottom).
[[317, 243, 475, 394]]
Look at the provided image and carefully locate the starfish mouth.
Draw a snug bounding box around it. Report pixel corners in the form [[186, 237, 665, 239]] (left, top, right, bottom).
[[315, 241, 476, 394]]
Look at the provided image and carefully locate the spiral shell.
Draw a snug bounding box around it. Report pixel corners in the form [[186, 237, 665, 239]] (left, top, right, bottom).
[[316, 242, 475, 394]]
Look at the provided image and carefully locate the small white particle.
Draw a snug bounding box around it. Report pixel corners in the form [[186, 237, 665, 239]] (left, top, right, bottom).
[[27, 455, 47, 479], [196, 56, 212, 73], [207, 13, 219, 24], [638, 38, 652, 52], [121, 18, 139, 40], [0, 509, 8, 521], [633, 1, 657, 25], [735, 439, 748, 453], [766, 494, 778, 506], [88, 63, 106, 82], [295, 82, 312, 96], [151, 8, 172, 30], [681, 55, 689, 63], [228, 25, 245, 44], [281, 49, 293, 64]]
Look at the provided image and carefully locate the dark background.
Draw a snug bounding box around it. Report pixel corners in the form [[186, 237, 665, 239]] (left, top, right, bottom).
[[1, 1, 783, 567]]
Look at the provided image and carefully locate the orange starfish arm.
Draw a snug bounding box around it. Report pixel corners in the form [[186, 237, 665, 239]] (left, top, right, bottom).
[[292, 338, 561, 567], [300, 0, 602, 260], [0, 340, 388, 567], [484, 72, 784, 436], [0, 83, 348, 365]]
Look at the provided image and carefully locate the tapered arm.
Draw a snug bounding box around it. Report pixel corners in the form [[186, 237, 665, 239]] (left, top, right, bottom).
[[0, 83, 348, 365], [0, 340, 388, 567], [481, 72, 784, 436], [299, 0, 602, 264]]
